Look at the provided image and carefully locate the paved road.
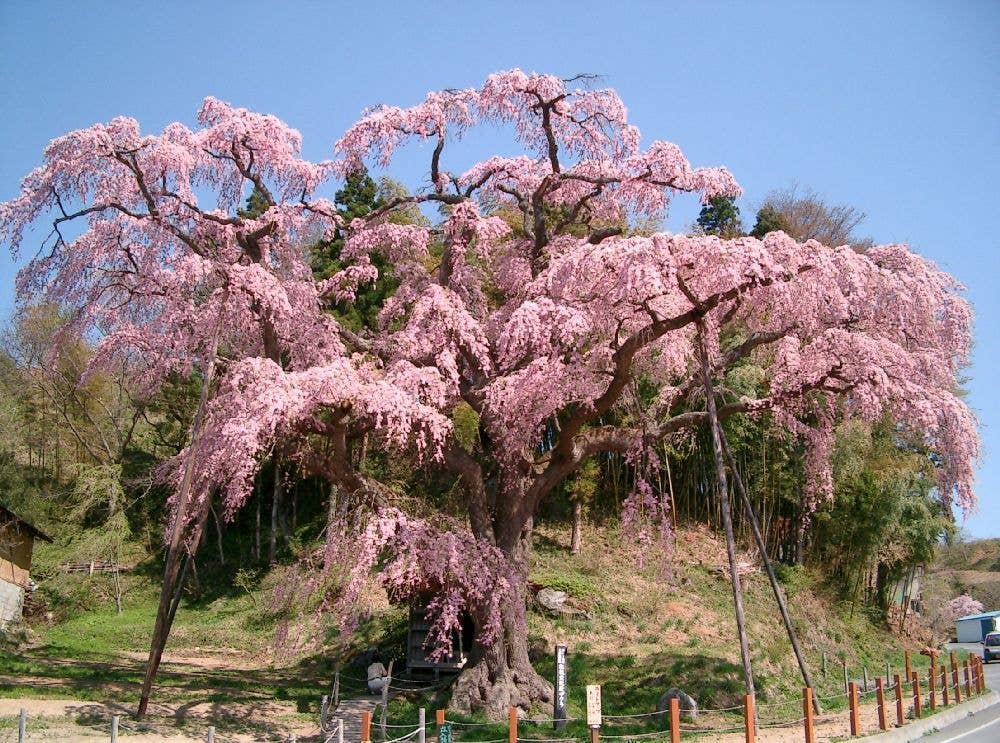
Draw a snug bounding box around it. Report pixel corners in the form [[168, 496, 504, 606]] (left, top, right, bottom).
[[917, 643, 1000, 742]]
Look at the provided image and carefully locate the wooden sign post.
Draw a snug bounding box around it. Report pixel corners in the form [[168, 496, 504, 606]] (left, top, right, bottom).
[[587, 684, 602, 743]]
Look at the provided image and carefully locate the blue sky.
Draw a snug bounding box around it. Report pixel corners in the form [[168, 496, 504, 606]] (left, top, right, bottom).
[[1, 1, 998, 536]]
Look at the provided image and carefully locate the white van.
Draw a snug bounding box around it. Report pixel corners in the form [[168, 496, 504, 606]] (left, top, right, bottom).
[[984, 631, 1000, 663]]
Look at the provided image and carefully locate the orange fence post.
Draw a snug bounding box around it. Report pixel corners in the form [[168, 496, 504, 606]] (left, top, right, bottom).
[[963, 659, 972, 696], [589, 726, 600, 743], [508, 706, 518, 743], [976, 657, 985, 694], [893, 674, 904, 727], [848, 681, 860, 736], [875, 677, 887, 731], [436, 710, 446, 727], [928, 663, 936, 711], [744, 694, 755, 743], [941, 665, 949, 705], [669, 697, 680, 743], [361, 711, 372, 743], [911, 671, 922, 718], [802, 687, 816, 743]]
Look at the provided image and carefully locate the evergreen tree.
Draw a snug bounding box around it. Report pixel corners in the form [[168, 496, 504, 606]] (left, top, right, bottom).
[[696, 195, 744, 237], [749, 204, 789, 238]]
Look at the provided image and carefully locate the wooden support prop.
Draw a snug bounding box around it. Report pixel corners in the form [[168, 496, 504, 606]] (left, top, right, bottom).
[[802, 688, 816, 743], [744, 694, 755, 743], [361, 711, 372, 743], [929, 664, 936, 711], [963, 659, 971, 696], [18, 708, 26, 743], [875, 677, 887, 731], [509, 706, 518, 743], [822, 652, 828, 678], [670, 697, 680, 743], [848, 682, 860, 736], [941, 665, 949, 705], [418, 709, 426, 743], [207, 726, 215, 743], [975, 657, 984, 694], [111, 715, 120, 743], [893, 674, 904, 727], [321, 695, 329, 731], [436, 710, 446, 727], [885, 661, 891, 684], [911, 671, 922, 718], [979, 657, 986, 693], [904, 650, 912, 681], [843, 660, 849, 693]]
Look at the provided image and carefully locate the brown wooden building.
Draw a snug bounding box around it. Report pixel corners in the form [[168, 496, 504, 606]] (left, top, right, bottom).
[[0, 504, 52, 624]]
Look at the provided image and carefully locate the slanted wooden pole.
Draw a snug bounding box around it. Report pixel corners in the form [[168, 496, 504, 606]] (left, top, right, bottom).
[[744, 694, 755, 743], [508, 706, 518, 743], [893, 674, 904, 727], [875, 677, 887, 731], [669, 697, 680, 743], [720, 432, 819, 712], [138, 291, 229, 718], [697, 325, 755, 700], [802, 688, 816, 743], [848, 682, 859, 736], [911, 671, 922, 718]]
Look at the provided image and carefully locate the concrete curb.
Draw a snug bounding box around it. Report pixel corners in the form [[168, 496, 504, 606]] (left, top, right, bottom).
[[859, 690, 999, 741]]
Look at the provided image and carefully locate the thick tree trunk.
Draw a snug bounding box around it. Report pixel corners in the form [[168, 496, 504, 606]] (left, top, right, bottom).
[[450, 590, 553, 719]]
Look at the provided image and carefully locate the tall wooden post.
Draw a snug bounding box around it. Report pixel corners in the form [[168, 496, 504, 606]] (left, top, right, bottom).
[[697, 326, 755, 700], [721, 432, 819, 710], [911, 671, 922, 718], [669, 697, 680, 743], [848, 682, 859, 736], [904, 650, 911, 681], [744, 694, 755, 743], [361, 711, 372, 743], [508, 706, 518, 743], [875, 677, 887, 731], [893, 674, 904, 727], [802, 688, 816, 743]]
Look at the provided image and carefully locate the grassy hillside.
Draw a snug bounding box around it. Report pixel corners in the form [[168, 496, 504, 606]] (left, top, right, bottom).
[[1, 521, 961, 738]]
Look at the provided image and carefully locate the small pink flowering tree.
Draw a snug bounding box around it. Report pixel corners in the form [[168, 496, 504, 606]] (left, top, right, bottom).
[[2, 71, 978, 716], [948, 594, 985, 619]]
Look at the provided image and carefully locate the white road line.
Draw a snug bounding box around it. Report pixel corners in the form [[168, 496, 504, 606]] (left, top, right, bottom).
[[935, 711, 1000, 743]]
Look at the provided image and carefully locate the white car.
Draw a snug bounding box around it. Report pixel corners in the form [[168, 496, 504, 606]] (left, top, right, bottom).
[[984, 631, 1000, 664]]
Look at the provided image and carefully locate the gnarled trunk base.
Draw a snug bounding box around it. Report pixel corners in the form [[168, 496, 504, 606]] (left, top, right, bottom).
[[450, 596, 552, 719], [450, 645, 552, 719]]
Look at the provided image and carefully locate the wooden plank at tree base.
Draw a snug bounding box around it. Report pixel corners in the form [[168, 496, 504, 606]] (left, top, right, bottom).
[[744, 694, 755, 743], [802, 687, 816, 743], [669, 697, 680, 743], [848, 681, 859, 736], [875, 677, 887, 731]]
